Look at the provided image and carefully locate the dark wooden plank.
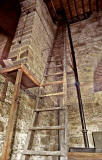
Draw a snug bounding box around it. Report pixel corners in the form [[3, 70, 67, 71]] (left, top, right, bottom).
[[1, 69, 23, 160]]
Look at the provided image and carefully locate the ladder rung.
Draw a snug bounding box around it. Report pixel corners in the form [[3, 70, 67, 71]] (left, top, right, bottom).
[[47, 65, 63, 69], [39, 92, 64, 97], [52, 55, 61, 58], [29, 126, 65, 130], [34, 107, 66, 112], [48, 60, 61, 62], [23, 150, 64, 156], [45, 72, 63, 77], [41, 81, 64, 87]]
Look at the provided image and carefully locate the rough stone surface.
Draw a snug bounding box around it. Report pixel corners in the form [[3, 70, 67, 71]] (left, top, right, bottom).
[[67, 11, 102, 148], [8, 0, 56, 83], [0, 0, 57, 160], [0, 2, 102, 160]]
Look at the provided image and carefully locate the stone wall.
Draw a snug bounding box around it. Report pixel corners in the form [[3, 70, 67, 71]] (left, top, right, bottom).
[[67, 11, 102, 148], [8, 0, 56, 82], [0, 33, 8, 59], [0, 0, 57, 160]]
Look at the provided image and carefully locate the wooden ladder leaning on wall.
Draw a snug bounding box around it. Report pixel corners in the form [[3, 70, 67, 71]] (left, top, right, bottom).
[[21, 24, 69, 160]]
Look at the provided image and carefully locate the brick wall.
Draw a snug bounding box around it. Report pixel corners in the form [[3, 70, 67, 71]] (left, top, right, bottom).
[[8, 0, 56, 83], [0, 33, 8, 59], [67, 11, 102, 148], [0, 0, 57, 159]]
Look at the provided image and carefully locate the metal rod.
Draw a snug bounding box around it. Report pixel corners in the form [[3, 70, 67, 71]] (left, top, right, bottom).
[[67, 24, 89, 148]]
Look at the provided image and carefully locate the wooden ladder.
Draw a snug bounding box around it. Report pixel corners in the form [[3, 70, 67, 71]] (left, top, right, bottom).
[[21, 24, 68, 160]]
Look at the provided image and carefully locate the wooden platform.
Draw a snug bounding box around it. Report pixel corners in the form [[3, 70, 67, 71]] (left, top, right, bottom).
[[0, 64, 40, 89], [68, 152, 102, 160]]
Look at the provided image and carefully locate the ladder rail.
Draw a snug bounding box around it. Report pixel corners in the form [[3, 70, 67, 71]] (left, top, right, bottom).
[[21, 24, 69, 160], [21, 30, 59, 160], [63, 24, 69, 160]]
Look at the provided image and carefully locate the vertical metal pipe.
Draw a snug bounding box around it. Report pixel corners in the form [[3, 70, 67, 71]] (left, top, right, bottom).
[[67, 24, 89, 148]]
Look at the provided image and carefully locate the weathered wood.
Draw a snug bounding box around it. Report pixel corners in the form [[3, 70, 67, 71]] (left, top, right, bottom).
[[47, 64, 62, 69], [30, 126, 65, 130], [0, 78, 8, 102], [34, 107, 66, 112], [68, 152, 102, 160], [39, 92, 64, 97], [41, 80, 64, 87], [23, 150, 64, 156], [21, 64, 40, 86], [48, 60, 62, 62], [21, 39, 55, 160], [0, 64, 21, 73], [45, 72, 63, 77], [1, 69, 23, 160], [0, 64, 40, 89]]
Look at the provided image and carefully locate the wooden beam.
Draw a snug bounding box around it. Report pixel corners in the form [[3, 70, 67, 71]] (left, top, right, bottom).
[[23, 150, 64, 156], [34, 107, 66, 112], [41, 80, 64, 87], [73, 0, 80, 20], [21, 64, 40, 86], [66, 0, 73, 20], [1, 69, 23, 160], [68, 152, 102, 160], [39, 92, 64, 97], [89, 0, 92, 13], [0, 64, 22, 74], [82, 0, 86, 18], [96, 0, 99, 12], [29, 126, 65, 130]]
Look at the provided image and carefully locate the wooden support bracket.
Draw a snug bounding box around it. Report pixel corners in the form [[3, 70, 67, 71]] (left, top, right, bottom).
[[1, 69, 23, 160]]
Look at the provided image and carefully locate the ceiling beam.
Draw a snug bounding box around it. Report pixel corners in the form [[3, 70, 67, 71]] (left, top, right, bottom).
[[50, 0, 57, 18], [81, 0, 86, 18], [89, 0, 92, 13], [96, 0, 99, 12], [73, 0, 80, 20], [66, 0, 73, 20]]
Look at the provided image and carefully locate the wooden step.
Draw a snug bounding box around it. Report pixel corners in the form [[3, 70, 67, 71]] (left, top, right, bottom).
[[34, 107, 66, 112], [52, 55, 61, 58], [39, 92, 64, 97], [48, 60, 62, 63], [47, 65, 63, 69], [29, 126, 65, 130], [41, 81, 64, 87], [23, 150, 64, 156], [45, 72, 63, 77]]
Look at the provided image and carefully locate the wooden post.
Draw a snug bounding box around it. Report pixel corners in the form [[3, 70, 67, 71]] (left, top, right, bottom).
[[1, 69, 23, 160]]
